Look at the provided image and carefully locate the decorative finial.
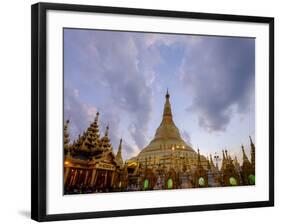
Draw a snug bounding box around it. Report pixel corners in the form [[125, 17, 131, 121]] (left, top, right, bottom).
[[222, 149, 225, 159], [94, 111, 99, 122], [241, 144, 250, 163], [105, 125, 109, 136], [249, 136, 254, 145], [166, 88, 170, 99]]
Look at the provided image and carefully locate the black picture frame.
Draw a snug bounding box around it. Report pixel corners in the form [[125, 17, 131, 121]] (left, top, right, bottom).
[[31, 2, 274, 222]]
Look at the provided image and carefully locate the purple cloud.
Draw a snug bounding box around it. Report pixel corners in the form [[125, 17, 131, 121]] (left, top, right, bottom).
[[179, 36, 255, 132], [64, 29, 155, 151]]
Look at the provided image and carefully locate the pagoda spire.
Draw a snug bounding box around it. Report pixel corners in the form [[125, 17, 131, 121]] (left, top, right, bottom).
[[64, 120, 70, 151], [222, 150, 225, 159], [116, 138, 124, 167], [149, 90, 186, 147], [95, 111, 99, 120], [249, 136, 255, 169], [105, 125, 109, 136], [197, 148, 202, 167], [100, 125, 112, 151], [77, 111, 101, 152], [241, 145, 250, 164], [166, 88, 169, 98], [225, 149, 228, 161], [89, 111, 100, 136], [162, 89, 173, 123], [225, 149, 232, 162], [221, 150, 226, 171], [233, 155, 240, 171]]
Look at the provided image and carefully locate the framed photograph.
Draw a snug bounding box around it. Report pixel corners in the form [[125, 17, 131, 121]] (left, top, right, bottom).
[[31, 2, 274, 222]]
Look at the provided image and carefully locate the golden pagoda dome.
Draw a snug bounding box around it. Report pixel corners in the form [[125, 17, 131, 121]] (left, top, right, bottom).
[[139, 90, 194, 154], [131, 90, 206, 170]]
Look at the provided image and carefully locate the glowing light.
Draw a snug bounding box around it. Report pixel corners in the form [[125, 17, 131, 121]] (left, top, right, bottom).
[[229, 177, 237, 186], [143, 179, 149, 190], [128, 162, 137, 167], [64, 161, 69, 165], [167, 178, 173, 189], [248, 174, 255, 185], [198, 177, 205, 186]]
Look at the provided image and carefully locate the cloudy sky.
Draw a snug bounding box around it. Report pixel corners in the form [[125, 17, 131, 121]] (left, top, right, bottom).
[[64, 28, 255, 161]]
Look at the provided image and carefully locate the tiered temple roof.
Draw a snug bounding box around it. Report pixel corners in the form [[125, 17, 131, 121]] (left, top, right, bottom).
[[65, 112, 121, 160], [242, 145, 251, 166], [80, 112, 101, 152], [99, 126, 112, 151], [250, 136, 255, 170], [64, 120, 70, 152]]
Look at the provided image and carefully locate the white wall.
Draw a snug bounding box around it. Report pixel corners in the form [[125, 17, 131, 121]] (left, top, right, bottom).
[[0, 0, 279, 223]]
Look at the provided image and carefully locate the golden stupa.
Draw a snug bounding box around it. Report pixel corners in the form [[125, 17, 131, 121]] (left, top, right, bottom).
[[128, 90, 208, 170]]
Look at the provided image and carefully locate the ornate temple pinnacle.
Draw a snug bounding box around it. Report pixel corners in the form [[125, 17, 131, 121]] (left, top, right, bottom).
[[210, 154, 214, 164], [143, 90, 192, 153], [241, 144, 250, 163], [163, 90, 172, 120], [117, 138, 123, 157], [166, 88, 170, 99], [249, 136, 255, 166], [94, 111, 99, 122], [249, 136, 254, 147], [105, 125, 109, 136], [64, 119, 70, 150]]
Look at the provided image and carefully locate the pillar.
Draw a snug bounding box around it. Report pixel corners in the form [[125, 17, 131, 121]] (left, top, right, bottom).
[[90, 169, 97, 187], [64, 167, 70, 185], [72, 169, 78, 186], [84, 170, 89, 186], [111, 171, 115, 187], [104, 171, 108, 186]]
